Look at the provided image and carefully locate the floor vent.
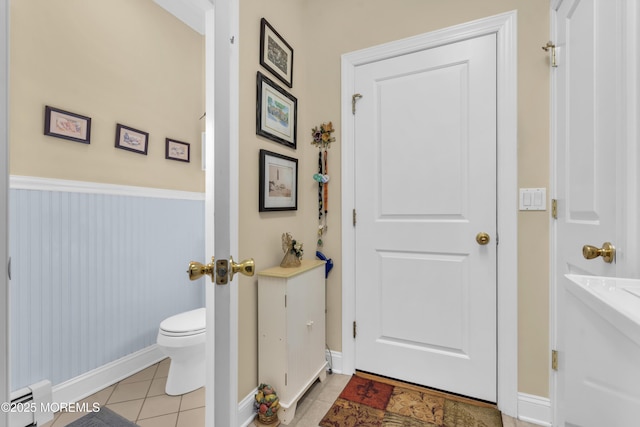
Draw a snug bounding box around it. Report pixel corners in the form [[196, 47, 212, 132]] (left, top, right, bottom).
[[10, 380, 53, 427]]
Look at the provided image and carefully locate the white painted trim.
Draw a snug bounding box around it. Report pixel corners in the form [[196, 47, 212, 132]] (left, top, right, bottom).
[[517, 393, 552, 426], [238, 387, 259, 427], [9, 175, 205, 200], [341, 11, 518, 417], [51, 345, 165, 406], [0, 2, 9, 427], [325, 350, 343, 374]]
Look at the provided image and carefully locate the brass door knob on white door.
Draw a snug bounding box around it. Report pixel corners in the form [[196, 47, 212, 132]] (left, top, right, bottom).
[[582, 242, 615, 263], [476, 232, 490, 245], [188, 257, 215, 281], [187, 256, 255, 284]]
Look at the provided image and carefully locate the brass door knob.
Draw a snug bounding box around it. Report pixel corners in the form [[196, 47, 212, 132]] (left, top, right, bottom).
[[187, 257, 215, 282], [582, 242, 615, 263], [476, 232, 490, 245], [229, 256, 255, 280]]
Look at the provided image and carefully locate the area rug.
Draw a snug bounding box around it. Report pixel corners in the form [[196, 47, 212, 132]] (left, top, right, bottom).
[[320, 373, 503, 427], [66, 407, 139, 427]]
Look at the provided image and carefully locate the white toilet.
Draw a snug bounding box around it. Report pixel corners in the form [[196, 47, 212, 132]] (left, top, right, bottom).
[[157, 307, 206, 395]]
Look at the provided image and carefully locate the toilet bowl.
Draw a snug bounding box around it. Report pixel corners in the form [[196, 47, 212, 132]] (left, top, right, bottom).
[[157, 308, 206, 395]]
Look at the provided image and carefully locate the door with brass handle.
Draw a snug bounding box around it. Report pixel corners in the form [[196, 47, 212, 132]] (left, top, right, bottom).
[[582, 242, 615, 264], [476, 232, 490, 245], [187, 256, 255, 284]]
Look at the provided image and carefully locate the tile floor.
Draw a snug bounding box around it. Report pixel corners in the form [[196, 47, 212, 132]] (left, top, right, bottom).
[[42, 358, 204, 427], [42, 361, 541, 427]]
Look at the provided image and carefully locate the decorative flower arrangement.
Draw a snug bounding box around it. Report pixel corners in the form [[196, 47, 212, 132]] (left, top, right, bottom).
[[254, 383, 280, 424], [311, 121, 335, 148], [281, 232, 303, 268]]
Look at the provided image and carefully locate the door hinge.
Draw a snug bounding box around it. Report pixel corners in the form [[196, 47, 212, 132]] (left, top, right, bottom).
[[352, 93, 363, 114], [551, 349, 559, 371], [551, 199, 558, 219], [285, 373, 288, 386], [542, 41, 558, 68], [353, 209, 357, 226], [353, 321, 357, 339], [284, 295, 287, 308], [7, 257, 10, 280]]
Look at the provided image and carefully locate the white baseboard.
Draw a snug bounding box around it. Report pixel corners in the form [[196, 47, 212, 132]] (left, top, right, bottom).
[[517, 393, 552, 426], [325, 349, 343, 374], [52, 345, 165, 405], [238, 387, 259, 427]]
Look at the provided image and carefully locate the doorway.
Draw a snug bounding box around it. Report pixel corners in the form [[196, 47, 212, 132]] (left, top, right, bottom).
[[341, 11, 518, 415]]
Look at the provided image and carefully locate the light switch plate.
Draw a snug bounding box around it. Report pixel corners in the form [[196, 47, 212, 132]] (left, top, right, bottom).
[[519, 188, 546, 211]]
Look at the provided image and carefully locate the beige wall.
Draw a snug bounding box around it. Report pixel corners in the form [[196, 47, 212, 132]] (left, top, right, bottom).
[[10, 0, 205, 192], [239, 0, 550, 400]]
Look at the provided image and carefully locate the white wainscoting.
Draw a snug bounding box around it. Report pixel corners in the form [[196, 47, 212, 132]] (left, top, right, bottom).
[[9, 177, 205, 391]]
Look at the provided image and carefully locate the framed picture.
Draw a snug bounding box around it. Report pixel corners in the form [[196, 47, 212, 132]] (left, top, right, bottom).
[[115, 123, 149, 155], [165, 138, 190, 162], [44, 106, 91, 144], [259, 18, 293, 88], [256, 71, 297, 149], [259, 149, 298, 212]]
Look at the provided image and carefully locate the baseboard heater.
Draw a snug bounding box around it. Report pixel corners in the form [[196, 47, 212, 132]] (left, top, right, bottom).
[[10, 381, 53, 427]]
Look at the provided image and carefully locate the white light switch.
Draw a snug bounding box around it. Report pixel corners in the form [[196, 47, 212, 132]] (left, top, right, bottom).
[[519, 188, 546, 211]]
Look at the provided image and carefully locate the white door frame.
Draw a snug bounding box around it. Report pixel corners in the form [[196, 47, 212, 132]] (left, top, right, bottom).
[[205, 0, 240, 425], [0, 1, 10, 426], [341, 11, 518, 417]]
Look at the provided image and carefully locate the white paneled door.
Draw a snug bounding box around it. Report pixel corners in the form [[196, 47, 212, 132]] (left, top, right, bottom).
[[552, 0, 627, 425], [354, 33, 497, 402]]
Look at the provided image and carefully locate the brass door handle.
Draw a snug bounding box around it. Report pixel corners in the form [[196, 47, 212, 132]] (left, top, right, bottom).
[[187, 256, 255, 284], [188, 257, 215, 282], [582, 242, 615, 263], [229, 256, 255, 280], [476, 232, 490, 245]]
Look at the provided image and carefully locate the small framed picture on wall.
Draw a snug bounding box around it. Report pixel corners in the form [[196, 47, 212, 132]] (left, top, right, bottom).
[[165, 138, 190, 163], [115, 123, 149, 155], [44, 105, 92, 144]]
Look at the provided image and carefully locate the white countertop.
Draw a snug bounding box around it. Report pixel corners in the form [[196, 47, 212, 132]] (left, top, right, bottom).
[[565, 274, 640, 346]]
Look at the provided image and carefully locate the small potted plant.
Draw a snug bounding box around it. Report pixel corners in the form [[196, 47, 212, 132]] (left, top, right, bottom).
[[254, 383, 280, 424]]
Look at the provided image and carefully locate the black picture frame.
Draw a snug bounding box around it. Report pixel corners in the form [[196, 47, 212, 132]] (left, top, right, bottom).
[[259, 149, 298, 212], [44, 105, 91, 144], [115, 123, 149, 155], [165, 138, 190, 163], [259, 18, 294, 88], [256, 71, 297, 149]]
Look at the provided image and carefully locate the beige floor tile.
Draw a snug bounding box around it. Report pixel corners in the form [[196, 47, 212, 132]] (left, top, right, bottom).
[[177, 406, 205, 427], [106, 399, 145, 421], [138, 393, 182, 420], [120, 364, 158, 384], [50, 409, 85, 426], [148, 376, 169, 397], [502, 414, 517, 427], [180, 387, 205, 411], [315, 374, 351, 404], [296, 399, 333, 426], [81, 384, 116, 406], [107, 379, 152, 404], [136, 412, 179, 427], [155, 358, 171, 378]]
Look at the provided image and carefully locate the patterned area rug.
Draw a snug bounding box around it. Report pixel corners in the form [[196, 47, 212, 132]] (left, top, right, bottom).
[[320, 374, 503, 427]]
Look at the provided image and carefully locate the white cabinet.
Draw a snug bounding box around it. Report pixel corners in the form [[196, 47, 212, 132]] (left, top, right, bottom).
[[257, 260, 327, 425]]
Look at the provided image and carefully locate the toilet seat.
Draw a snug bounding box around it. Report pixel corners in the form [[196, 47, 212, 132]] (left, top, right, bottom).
[[159, 308, 205, 337]]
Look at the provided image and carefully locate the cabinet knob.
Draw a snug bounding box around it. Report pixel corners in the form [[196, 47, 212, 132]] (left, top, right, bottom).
[[306, 321, 314, 327]]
